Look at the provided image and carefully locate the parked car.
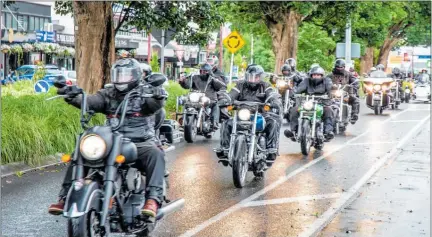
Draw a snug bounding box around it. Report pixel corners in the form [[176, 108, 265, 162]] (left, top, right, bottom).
[[1, 65, 63, 86]]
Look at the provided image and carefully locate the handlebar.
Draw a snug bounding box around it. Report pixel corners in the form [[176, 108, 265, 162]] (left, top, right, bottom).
[[294, 94, 329, 99]]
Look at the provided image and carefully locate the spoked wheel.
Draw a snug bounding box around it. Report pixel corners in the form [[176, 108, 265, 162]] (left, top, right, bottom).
[[184, 116, 197, 143], [232, 135, 249, 188], [68, 210, 109, 237], [300, 120, 312, 156]]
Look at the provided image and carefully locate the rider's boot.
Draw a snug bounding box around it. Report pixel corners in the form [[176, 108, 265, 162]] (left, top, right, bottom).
[[324, 122, 335, 141], [266, 148, 278, 168], [48, 196, 66, 215]]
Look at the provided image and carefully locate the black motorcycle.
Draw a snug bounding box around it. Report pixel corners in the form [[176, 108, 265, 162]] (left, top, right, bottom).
[[218, 100, 277, 188], [273, 74, 296, 123], [47, 77, 184, 237]]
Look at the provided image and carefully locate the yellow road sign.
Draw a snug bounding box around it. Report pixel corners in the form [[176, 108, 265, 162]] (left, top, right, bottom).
[[223, 31, 245, 54]]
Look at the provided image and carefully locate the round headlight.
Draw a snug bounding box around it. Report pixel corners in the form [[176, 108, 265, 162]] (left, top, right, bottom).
[[189, 93, 201, 103], [80, 134, 106, 161], [200, 96, 210, 105], [238, 109, 251, 121], [303, 100, 314, 111], [276, 80, 287, 88], [373, 84, 381, 91], [335, 90, 342, 97]]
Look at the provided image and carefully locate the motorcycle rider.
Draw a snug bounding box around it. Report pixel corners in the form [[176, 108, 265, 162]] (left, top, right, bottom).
[[48, 58, 167, 218], [327, 59, 360, 124], [270, 64, 303, 88], [389, 67, 405, 97], [376, 64, 385, 71], [284, 66, 335, 140], [179, 63, 227, 129], [140, 63, 152, 79], [216, 65, 282, 167], [207, 55, 227, 83]]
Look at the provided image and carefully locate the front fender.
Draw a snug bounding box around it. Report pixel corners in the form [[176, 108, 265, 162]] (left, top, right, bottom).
[[63, 181, 103, 218]]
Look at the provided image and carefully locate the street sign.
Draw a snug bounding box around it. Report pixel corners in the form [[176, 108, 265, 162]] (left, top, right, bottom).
[[223, 31, 246, 54], [336, 43, 361, 58], [232, 66, 239, 77], [36, 31, 55, 43], [177, 61, 183, 67], [34, 80, 50, 93], [418, 55, 431, 59]]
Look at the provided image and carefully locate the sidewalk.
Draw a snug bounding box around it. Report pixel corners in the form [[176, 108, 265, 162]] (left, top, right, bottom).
[[319, 122, 430, 237]]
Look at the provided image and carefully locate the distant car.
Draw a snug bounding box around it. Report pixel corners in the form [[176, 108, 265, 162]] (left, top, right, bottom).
[[412, 74, 431, 103], [1, 65, 63, 86], [61, 70, 77, 85]]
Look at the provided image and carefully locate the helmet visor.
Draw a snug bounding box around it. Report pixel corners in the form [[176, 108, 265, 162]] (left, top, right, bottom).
[[111, 68, 139, 84], [246, 73, 264, 83]]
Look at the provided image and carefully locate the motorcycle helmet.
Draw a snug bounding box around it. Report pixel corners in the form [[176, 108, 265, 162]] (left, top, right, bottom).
[[206, 55, 219, 69], [376, 64, 385, 71], [245, 65, 265, 87], [392, 67, 401, 76], [370, 67, 377, 72], [285, 58, 297, 71], [199, 63, 212, 80], [111, 58, 142, 92], [309, 66, 325, 85], [333, 59, 346, 75], [140, 63, 152, 79], [280, 64, 291, 76]]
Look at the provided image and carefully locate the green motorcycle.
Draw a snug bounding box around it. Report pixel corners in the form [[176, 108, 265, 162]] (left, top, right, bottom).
[[295, 94, 328, 155]]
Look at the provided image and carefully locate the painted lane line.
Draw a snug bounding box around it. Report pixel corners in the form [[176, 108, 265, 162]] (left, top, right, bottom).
[[347, 141, 398, 146], [298, 114, 430, 237], [241, 193, 342, 208], [390, 119, 423, 123], [178, 108, 411, 237]]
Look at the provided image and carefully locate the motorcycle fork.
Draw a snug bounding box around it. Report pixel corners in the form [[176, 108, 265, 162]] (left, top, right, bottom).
[[311, 103, 317, 142], [284, 90, 290, 114], [197, 107, 204, 132], [228, 111, 238, 163], [248, 111, 258, 163]]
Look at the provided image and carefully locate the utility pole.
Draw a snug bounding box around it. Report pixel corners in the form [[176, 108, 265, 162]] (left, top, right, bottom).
[[219, 25, 223, 69], [250, 34, 254, 64], [161, 29, 165, 73], [344, 18, 352, 70]]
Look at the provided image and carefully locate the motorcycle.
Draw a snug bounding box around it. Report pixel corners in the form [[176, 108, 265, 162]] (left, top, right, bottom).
[[47, 77, 184, 237], [330, 81, 357, 134], [219, 100, 277, 188], [294, 94, 328, 155], [412, 74, 431, 103], [273, 74, 296, 123], [363, 71, 394, 115], [176, 90, 216, 143], [401, 85, 412, 103], [388, 79, 402, 109]]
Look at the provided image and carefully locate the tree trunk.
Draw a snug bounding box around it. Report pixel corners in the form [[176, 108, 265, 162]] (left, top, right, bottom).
[[377, 37, 399, 70], [360, 47, 374, 75], [265, 10, 302, 73], [73, 2, 115, 94]]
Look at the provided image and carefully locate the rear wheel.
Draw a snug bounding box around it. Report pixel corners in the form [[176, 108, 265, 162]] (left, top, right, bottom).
[[232, 135, 249, 188], [300, 120, 312, 156]]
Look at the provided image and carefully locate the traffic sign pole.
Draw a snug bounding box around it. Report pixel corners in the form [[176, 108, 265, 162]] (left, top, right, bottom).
[[229, 53, 234, 84]]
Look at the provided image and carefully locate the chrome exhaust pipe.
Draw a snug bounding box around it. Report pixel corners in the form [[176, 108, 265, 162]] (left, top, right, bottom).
[[156, 198, 185, 220]]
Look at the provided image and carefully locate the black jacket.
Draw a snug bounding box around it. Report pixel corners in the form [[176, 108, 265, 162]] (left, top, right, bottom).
[[327, 71, 359, 93], [66, 85, 165, 142], [180, 75, 227, 101], [295, 77, 333, 96], [212, 67, 227, 83]]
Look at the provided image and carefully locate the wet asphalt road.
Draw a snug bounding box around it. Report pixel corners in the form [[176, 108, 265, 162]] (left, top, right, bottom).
[[1, 101, 430, 237]]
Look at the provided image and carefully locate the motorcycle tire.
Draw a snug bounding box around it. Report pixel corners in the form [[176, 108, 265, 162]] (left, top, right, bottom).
[[184, 116, 197, 143], [68, 210, 109, 237], [405, 95, 410, 103], [300, 120, 312, 156], [232, 135, 249, 188], [374, 105, 379, 115], [204, 133, 212, 139]]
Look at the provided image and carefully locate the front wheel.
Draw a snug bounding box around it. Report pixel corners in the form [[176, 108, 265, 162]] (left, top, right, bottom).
[[68, 210, 108, 237], [405, 95, 410, 103], [232, 135, 249, 188], [374, 105, 379, 115], [184, 116, 197, 143], [300, 120, 312, 156]]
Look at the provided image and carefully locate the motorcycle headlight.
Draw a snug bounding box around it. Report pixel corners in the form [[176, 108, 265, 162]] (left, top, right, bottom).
[[276, 80, 287, 88], [373, 84, 381, 91], [303, 100, 314, 111], [189, 93, 201, 103], [80, 134, 106, 161], [200, 96, 210, 105], [405, 89, 411, 93], [238, 109, 251, 121], [334, 90, 342, 97]]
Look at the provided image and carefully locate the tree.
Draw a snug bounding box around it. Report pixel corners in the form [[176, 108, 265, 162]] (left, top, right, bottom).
[[217, 2, 318, 73], [54, 1, 223, 93]]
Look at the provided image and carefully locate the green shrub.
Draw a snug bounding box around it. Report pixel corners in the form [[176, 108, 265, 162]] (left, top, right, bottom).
[[164, 81, 188, 119]]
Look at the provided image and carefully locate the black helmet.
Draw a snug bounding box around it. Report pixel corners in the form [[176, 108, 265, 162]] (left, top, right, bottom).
[[309, 66, 325, 77], [140, 63, 152, 79], [199, 63, 212, 80], [111, 58, 142, 92], [281, 64, 291, 74], [285, 58, 296, 71], [333, 59, 346, 74], [245, 64, 265, 84], [376, 64, 384, 71], [392, 67, 401, 75]]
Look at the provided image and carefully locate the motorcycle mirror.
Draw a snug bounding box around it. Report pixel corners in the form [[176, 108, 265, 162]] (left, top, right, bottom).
[[145, 73, 167, 87], [53, 75, 67, 88]]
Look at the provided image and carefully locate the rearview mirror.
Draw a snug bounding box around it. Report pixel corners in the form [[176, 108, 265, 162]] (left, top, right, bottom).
[[144, 73, 167, 87], [53, 75, 67, 88]]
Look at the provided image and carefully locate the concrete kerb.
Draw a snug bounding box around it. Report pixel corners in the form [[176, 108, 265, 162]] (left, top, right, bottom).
[[1, 145, 177, 178]]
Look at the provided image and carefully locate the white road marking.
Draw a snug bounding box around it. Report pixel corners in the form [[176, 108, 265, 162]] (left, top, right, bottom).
[[347, 141, 398, 146], [298, 114, 430, 237], [178, 108, 412, 237], [405, 108, 430, 111], [390, 119, 423, 123], [241, 193, 342, 208]]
